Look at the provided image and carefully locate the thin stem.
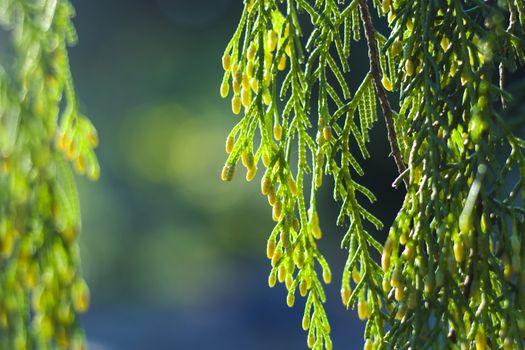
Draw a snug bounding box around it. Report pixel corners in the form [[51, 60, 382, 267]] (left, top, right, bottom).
[[358, 0, 408, 188]]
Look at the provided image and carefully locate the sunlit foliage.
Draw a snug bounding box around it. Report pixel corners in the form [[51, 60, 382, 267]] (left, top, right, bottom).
[[0, 0, 98, 348], [220, 0, 525, 348]]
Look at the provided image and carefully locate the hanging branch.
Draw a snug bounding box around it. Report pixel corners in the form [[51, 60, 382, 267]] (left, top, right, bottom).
[[221, 0, 525, 349], [358, 0, 408, 188]]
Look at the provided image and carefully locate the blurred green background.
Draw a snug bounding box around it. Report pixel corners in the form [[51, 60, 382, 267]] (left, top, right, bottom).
[[69, 1, 404, 349]]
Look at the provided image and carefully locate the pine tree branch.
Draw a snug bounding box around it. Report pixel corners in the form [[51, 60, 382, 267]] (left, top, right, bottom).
[[358, 0, 408, 188]]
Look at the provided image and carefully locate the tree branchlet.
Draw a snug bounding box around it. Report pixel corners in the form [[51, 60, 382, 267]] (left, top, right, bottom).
[[358, 0, 408, 188]]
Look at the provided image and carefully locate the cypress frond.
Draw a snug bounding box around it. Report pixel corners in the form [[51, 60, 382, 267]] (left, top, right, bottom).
[[220, 0, 525, 348], [0, 1, 99, 346]]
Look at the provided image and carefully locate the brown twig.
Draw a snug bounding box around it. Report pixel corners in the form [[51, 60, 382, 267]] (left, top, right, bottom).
[[358, 0, 408, 188]]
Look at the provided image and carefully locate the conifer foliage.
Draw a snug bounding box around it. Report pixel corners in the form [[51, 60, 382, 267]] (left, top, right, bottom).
[[220, 0, 525, 348], [0, 0, 97, 348]]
